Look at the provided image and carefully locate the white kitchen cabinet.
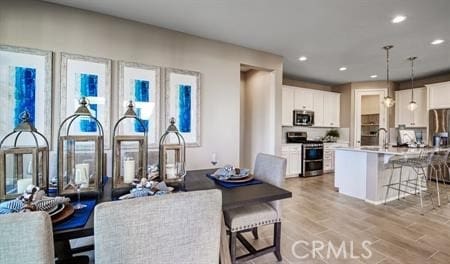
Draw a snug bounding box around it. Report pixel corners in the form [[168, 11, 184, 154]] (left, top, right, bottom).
[[282, 86, 340, 128], [281, 145, 302, 177], [427, 81, 450, 109], [282, 86, 295, 126], [324, 142, 348, 173], [395, 87, 427, 127], [312, 91, 324, 127], [294, 88, 314, 110], [323, 92, 340, 127]]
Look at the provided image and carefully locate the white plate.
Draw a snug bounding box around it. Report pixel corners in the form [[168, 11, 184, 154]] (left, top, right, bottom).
[[212, 168, 250, 179], [49, 204, 65, 216]]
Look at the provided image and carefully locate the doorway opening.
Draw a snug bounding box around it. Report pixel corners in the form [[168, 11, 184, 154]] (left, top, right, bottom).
[[354, 89, 388, 147], [240, 64, 276, 169]]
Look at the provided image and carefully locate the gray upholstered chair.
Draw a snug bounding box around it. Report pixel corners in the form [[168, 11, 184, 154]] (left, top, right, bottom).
[[0, 211, 55, 264], [94, 189, 222, 264], [224, 153, 286, 263]]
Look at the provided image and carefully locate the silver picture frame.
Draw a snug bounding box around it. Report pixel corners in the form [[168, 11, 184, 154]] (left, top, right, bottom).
[[0, 44, 53, 148], [60, 52, 112, 149], [164, 68, 201, 147], [118, 61, 161, 148]]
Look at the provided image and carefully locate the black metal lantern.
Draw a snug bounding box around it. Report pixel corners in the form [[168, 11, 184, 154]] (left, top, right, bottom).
[[112, 101, 147, 197], [57, 97, 104, 196], [0, 111, 49, 200], [159, 118, 186, 185]]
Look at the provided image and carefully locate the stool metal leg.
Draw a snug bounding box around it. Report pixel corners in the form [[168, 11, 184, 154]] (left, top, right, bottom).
[[398, 165, 403, 200], [385, 163, 396, 205], [433, 166, 441, 207]]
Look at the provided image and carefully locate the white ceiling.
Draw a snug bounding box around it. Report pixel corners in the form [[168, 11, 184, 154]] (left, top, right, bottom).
[[44, 0, 450, 85]]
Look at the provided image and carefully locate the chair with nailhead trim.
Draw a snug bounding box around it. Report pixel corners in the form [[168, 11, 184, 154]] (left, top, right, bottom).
[[223, 153, 286, 263]]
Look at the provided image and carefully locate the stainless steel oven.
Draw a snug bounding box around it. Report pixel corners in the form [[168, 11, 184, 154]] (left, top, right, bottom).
[[293, 110, 314, 126], [302, 142, 323, 176], [286, 132, 324, 177]]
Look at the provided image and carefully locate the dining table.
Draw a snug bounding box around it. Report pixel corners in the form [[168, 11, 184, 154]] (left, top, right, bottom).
[[53, 168, 292, 260]]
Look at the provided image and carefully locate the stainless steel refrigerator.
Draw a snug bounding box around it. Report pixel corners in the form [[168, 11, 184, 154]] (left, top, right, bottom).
[[429, 109, 450, 182]]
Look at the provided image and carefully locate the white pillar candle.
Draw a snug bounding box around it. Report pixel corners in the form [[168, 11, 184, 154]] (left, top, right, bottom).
[[17, 178, 32, 194], [75, 163, 90, 188], [166, 164, 176, 179], [124, 159, 135, 184]]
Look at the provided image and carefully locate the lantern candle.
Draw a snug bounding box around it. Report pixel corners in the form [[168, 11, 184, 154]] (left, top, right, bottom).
[[75, 163, 90, 188], [17, 178, 33, 194], [124, 157, 135, 184], [166, 164, 176, 179]]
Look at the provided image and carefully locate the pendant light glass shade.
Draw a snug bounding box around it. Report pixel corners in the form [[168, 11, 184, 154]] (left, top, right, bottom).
[[407, 101, 418, 111], [382, 45, 395, 108], [407, 56, 417, 111], [383, 96, 395, 108]]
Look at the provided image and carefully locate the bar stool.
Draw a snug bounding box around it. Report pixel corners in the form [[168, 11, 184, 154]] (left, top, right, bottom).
[[384, 152, 436, 211], [429, 150, 450, 206]]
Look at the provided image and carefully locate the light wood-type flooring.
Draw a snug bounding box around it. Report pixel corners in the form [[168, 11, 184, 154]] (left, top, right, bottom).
[[242, 173, 450, 264]]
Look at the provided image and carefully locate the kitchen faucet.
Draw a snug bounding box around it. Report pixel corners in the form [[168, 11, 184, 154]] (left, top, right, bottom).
[[376, 128, 389, 149]]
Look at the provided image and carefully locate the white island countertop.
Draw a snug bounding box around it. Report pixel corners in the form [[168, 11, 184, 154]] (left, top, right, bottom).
[[334, 146, 446, 155]]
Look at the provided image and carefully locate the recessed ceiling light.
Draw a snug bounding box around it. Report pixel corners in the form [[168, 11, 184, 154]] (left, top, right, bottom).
[[392, 15, 406, 23], [339, 67, 347, 71], [431, 39, 445, 45], [370, 75, 378, 78], [298, 56, 308, 61]]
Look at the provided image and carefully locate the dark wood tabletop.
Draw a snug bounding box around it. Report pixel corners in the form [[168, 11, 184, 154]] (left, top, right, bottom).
[[184, 169, 292, 210], [53, 168, 292, 243]]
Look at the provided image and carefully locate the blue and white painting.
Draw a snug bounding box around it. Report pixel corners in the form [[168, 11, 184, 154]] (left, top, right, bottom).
[[61, 53, 111, 148], [79, 73, 98, 132], [0, 45, 52, 145], [119, 62, 160, 147], [165, 68, 200, 147], [178, 84, 191, 133], [14, 67, 36, 127], [134, 79, 150, 133]]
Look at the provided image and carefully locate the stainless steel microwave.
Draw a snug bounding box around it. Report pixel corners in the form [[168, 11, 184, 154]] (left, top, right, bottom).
[[293, 110, 314, 126]]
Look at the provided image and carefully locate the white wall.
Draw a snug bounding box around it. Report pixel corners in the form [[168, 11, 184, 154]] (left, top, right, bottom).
[[361, 95, 380, 115], [241, 70, 276, 169], [0, 0, 283, 173]]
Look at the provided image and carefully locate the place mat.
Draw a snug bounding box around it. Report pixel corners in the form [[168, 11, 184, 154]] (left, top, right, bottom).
[[51, 204, 74, 224], [206, 174, 262, 189], [53, 199, 96, 231]]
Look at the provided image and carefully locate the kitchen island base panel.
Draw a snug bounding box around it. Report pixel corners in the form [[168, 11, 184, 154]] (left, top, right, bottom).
[[335, 149, 428, 204]]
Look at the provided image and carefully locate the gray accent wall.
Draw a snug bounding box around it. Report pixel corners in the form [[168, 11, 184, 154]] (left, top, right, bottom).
[[0, 0, 283, 170]]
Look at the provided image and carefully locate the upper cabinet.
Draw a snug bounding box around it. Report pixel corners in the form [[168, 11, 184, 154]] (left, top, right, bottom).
[[427, 81, 450, 110], [313, 90, 324, 126], [294, 88, 314, 110], [323, 92, 340, 127], [282, 85, 340, 127], [282, 86, 295, 126], [395, 87, 427, 127]]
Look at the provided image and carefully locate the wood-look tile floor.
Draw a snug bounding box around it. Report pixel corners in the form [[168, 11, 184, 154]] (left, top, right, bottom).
[[242, 173, 450, 264]]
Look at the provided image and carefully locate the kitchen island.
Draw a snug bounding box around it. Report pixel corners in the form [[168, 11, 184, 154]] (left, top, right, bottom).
[[334, 146, 439, 204]]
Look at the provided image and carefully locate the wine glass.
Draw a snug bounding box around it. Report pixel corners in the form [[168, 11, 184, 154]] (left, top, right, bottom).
[[73, 182, 87, 210], [211, 152, 218, 166]]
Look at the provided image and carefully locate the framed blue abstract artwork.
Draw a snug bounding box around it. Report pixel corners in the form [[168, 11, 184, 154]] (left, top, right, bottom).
[[0, 45, 52, 146], [60, 52, 111, 148], [165, 68, 201, 147], [118, 61, 161, 148]]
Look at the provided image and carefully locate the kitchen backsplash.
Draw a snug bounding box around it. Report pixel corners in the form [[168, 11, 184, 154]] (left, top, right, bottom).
[[282, 126, 350, 143]]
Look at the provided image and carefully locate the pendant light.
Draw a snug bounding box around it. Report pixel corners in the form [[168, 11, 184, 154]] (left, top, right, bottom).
[[382, 45, 395, 108], [407, 56, 418, 111]]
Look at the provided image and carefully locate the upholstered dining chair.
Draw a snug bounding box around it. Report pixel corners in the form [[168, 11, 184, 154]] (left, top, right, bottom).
[[94, 189, 223, 264], [0, 211, 55, 264], [224, 153, 286, 263]]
